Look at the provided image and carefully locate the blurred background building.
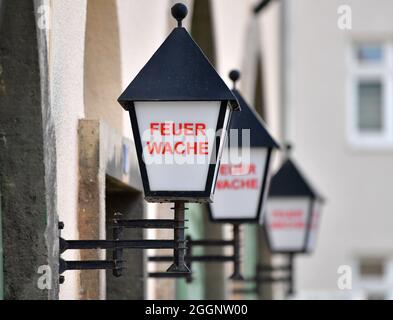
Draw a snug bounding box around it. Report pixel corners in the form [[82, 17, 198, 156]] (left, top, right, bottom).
[[0, 0, 393, 300]]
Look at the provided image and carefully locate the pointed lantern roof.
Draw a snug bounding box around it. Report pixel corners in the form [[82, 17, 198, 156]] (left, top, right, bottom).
[[118, 10, 239, 111], [269, 157, 322, 199], [225, 70, 279, 148]]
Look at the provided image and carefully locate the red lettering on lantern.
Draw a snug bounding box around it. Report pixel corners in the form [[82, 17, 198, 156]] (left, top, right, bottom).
[[146, 141, 209, 155], [150, 123, 160, 133], [216, 163, 259, 190], [200, 142, 208, 155], [184, 123, 194, 136], [269, 209, 306, 230], [216, 178, 258, 190], [146, 122, 209, 155], [149, 122, 208, 136], [196, 123, 206, 136], [220, 164, 256, 176], [174, 142, 185, 154]]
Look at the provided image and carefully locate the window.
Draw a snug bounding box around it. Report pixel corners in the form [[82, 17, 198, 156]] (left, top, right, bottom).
[[359, 258, 384, 277], [356, 44, 383, 64], [354, 256, 393, 300], [348, 42, 393, 148], [357, 80, 383, 131]]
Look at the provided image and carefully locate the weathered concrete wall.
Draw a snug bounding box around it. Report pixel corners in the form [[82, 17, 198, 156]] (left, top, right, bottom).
[[77, 121, 103, 299], [0, 1, 4, 29], [34, 0, 59, 300], [50, 0, 87, 300], [0, 0, 58, 299], [77, 120, 144, 300], [0, 179, 2, 299]]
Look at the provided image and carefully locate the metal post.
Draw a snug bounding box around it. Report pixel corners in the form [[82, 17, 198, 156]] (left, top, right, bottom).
[[113, 212, 123, 277], [229, 224, 243, 280], [287, 252, 295, 297], [186, 235, 193, 283], [167, 201, 190, 273], [255, 264, 261, 296]]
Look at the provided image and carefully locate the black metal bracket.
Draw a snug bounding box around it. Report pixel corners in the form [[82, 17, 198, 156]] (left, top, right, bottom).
[[58, 201, 190, 283], [233, 253, 295, 297], [147, 223, 243, 282]]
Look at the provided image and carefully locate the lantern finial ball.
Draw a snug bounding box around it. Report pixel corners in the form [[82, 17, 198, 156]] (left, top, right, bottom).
[[171, 3, 188, 27], [229, 70, 240, 89]]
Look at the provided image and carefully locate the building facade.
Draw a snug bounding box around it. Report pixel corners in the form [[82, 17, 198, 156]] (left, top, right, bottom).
[[284, 0, 393, 299], [0, 0, 282, 300], [1, 0, 391, 300]]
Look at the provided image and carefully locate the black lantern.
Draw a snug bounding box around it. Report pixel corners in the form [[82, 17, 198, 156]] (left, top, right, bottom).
[[208, 70, 280, 223], [118, 3, 239, 203], [263, 147, 324, 254]]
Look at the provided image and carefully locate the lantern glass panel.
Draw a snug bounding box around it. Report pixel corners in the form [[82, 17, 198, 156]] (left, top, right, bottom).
[[134, 101, 227, 192], [306, 200, 322, 253], [211, 147, 269, 221], [210, 104, 231, 193], [265, 197, 312, 252]]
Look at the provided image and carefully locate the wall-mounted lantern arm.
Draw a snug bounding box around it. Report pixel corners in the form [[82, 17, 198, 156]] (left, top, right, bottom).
[[232, 253, 294, 297], [148, 223, 242, 281], [58, 205, 190, 283]]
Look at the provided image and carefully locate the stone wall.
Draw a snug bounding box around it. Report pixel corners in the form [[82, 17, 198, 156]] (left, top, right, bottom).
[[0, 0, 58, 300]]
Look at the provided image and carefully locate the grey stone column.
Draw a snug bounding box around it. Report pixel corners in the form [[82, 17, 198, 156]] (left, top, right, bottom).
[[0, 0, 58, 300]]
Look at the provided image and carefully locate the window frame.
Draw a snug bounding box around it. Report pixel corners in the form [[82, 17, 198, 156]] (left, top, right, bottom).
[[351, 256, 393, 300], [347, 42, 393, 149]]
